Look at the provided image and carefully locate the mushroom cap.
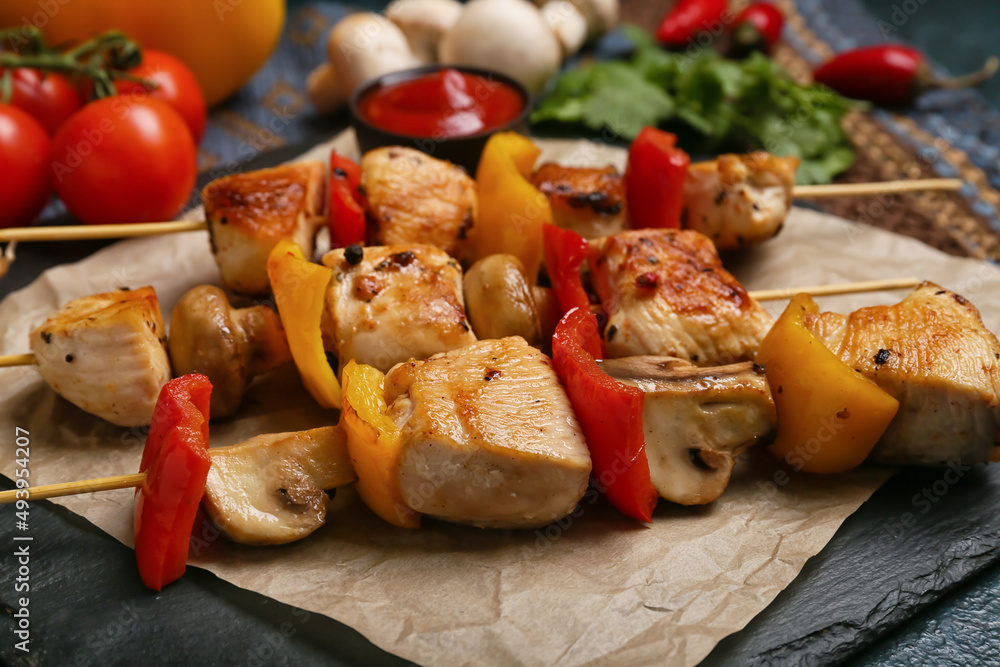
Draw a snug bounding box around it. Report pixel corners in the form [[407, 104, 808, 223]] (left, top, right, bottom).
[[327, 13, 425, 96], [202, 426, 357, 545], [439, 0, 562, 94], [463, 254, 541, 345], [168, 285, 246, 419], [386, 0, 465, 62]]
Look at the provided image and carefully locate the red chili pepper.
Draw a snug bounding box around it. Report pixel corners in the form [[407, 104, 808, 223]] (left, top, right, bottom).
[[134, 374, 212, 591], [813, 46, 999, 107], [329, 150, 367, 248], [656, 0, 729, 48], [625, 127, 690, 230], [730, 2, 784, 57], [543, 223, 591, 319], [551, 308, 658, 522]]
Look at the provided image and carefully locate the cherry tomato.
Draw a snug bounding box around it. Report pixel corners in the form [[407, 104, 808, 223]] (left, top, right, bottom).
[[114, 50, 207, 143], [0, 104, 51, 228], [5, 68, 82, 136], [49, 97, 196, 225]]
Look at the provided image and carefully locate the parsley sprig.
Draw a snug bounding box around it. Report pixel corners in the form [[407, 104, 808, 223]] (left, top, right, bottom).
[[531, 25, 861, 184]]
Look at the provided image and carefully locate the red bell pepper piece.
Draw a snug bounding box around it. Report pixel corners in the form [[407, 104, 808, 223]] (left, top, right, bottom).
[[543, 224, 591, 319], [552, 308, 657, 522], [134, 374, 212, 591], [329, 150, 367, 248], [625, 127, 690, 231], [730, 2, 784, 57], [813, 46, 998, 108], [656, 0, 729, 48]]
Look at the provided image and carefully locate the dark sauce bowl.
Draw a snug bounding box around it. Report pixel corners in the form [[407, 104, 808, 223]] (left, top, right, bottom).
[[349, 65, 532, 175]]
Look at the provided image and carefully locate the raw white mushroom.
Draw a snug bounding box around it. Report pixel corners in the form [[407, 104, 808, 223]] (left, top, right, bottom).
[[307, 62, 347, 113], [548, 0, 618, 38], [540, 0, 588, 57], [439, 0, 562, 94], [326, 12, 425, 100], [385, 0, 464, 63]]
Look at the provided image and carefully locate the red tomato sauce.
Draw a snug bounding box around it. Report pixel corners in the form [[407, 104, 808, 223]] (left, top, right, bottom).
[[358, 69, 524, 138]]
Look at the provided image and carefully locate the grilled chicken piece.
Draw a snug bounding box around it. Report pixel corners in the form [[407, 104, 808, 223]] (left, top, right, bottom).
[[203, 426, 357, 545], [530, 163, 627, 239], [805, 282, 1000, 466], [384, 336, 591, 528], [683, 153, 798, 251], [601, 357, 776, 505], [589, 229, 773, 365], [28, 287, 170, 426], [169, 286, 292, 419], [203, 162, 326, 295], [322, 244, 476, 372], [362, 146, 477, 259], [463, 254, 541, 346]]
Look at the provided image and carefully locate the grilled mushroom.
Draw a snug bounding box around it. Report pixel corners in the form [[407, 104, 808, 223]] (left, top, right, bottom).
[[168, 285, 292, 419], [203, 426, 357, 545], [463, 254, 541, 346], [599, 356, 776, 505]]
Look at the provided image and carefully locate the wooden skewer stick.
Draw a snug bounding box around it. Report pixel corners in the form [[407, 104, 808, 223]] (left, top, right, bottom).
[[749, 277, 921, 302], [793, 178, 963, 198], [0, 179, 965, 243], [0, 472, 146, 504], [0, 278, 923, 371], [0, 353, 37, 368], [0, 220, 207, 243]]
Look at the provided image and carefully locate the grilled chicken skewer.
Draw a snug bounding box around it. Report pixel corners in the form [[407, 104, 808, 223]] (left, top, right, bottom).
[[0, 272, 918, 426], [0, 160, 960, 257], [0, 425, 359, 547], [532, 156, 962, 249], [5, 285, 293, 425], [6, 280, 999, 544]]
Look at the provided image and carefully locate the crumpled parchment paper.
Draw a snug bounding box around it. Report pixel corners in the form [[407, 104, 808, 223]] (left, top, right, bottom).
[[2, 132, 999, 666]]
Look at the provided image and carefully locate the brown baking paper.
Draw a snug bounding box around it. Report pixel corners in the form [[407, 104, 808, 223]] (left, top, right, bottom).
[[3, 133, 999, 666]]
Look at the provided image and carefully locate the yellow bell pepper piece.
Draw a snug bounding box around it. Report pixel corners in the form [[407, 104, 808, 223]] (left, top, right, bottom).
[[339, 360, 421, 529], [0, 0, 284, 106], [473, 132, 552, 283], [756, 293, 900, 474], [266, 240, 341, 409]]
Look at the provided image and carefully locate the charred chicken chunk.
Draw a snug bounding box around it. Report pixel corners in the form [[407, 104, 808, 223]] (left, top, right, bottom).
[[203, 162, 326, 295], [384, 336, 592, 529], [683, 153, 798, 251], [203, 426, 357, 545], [589, 229, 773, 365], [29, 287, 170, 427], [806, 282, 1000, 466], [322, 244, 476, 372], [362, 146, 477, 259], [600, 356, 776, 505], [530, 163, 627, 239]]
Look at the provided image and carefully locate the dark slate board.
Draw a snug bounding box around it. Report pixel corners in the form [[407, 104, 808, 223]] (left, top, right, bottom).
[[4, 136, 1000, 666]]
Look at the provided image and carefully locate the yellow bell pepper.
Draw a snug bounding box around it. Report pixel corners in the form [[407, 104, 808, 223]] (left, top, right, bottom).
[[266, 239, 341, 409], [0, 0, 284, 106], [339, 360, 421, 529], [756, 293, 900, 474], [473, 132, 552, 284]]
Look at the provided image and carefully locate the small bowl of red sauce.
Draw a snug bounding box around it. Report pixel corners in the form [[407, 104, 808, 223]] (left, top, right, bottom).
[[349, 66, 531, 174]]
